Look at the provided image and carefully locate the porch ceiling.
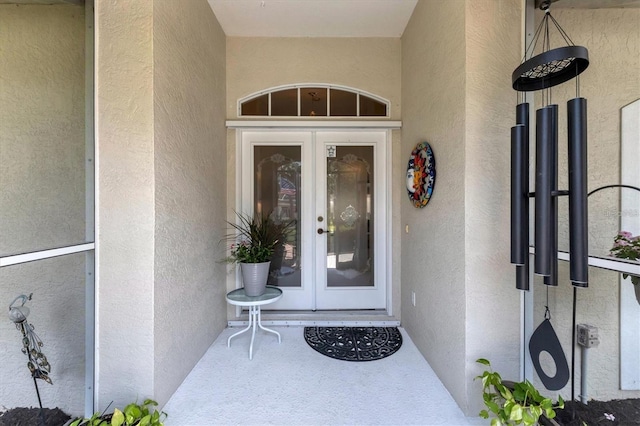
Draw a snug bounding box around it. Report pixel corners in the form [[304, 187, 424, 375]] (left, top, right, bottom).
[[207, 0, 640, 39], [207, 0, 418, 37]]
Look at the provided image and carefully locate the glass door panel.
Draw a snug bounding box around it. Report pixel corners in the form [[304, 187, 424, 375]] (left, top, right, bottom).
[[326, 146, 374, 287], [241, 131, 313, 310], [254, 146, 301, 288], [315, 131, 387, 310]]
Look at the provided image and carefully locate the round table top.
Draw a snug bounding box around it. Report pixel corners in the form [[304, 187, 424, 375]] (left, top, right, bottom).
[[226, 285, 283, 306]]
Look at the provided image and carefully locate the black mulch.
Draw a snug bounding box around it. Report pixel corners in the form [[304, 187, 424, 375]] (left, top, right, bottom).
[[2, 398, 639, 425], [542, 399, 640, 425], [0, 407, 71, 426]]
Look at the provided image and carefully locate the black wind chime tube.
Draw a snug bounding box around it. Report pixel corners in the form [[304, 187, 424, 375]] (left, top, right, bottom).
[[534, 106, 554, 277], [516, 263, 529, 291], [511, 124, 527, 266], [568, 97, 589, 287], [544, 105, 559, 286], [514, 103, 530, 290]]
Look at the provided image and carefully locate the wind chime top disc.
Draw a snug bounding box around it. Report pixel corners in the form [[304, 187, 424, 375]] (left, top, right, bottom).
[[406, 142, 436, 208]]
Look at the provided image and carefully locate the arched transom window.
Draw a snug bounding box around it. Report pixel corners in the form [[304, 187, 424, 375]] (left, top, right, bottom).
[[238, 84, 389, 118]]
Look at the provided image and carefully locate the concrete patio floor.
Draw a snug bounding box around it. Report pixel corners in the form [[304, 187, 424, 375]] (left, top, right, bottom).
[[163, 326, 484, 426]]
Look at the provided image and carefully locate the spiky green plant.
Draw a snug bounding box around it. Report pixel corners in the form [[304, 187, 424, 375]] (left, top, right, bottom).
[[223, 211, 294, 264]]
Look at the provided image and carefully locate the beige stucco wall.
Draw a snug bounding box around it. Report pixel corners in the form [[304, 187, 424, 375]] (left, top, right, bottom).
[[96, 0, 226, 409], [0, 4, 86, 256], [0, 255, 86, 414], [401, 0, 522, 416], [152, 0, 227, 406], [226, 37, 401, 120], [96, 0, 228, 411], [401, 0, 467, 411], [534, 266, 640, 402], [464, 0, 523, 415], [0, 4, 86, 414], [547, 8, 640, 257], [532, 7, 640, 401], [225, 37, 402, 316], [95, 0, 155, 410]]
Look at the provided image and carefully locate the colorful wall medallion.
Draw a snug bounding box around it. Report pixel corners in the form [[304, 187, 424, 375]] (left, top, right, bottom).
[[406, 142, 436, 208]]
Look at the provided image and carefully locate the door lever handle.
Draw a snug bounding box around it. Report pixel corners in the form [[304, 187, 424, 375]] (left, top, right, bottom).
[[317, 228, 330, 235]]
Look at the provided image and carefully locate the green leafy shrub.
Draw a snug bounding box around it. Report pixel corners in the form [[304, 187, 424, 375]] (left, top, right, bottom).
[[475, 358, 563, 426], [70, 399, 166, 426]]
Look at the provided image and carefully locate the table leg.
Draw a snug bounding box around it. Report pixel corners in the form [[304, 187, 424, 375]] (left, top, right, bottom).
[[257, 304, 281, 343], [227, 309, 253, 347], [249, 305, 258, 360]]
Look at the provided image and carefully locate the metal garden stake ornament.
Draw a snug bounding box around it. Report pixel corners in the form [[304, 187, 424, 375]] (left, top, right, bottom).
[[8, 293, 52, 416]]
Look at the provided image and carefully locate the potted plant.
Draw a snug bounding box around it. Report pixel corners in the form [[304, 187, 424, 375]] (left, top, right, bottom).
[[610, 231, 640, 285], [475, 358, 564, 426], [224, 211, 292, 296], [610, 231, 640, 304]]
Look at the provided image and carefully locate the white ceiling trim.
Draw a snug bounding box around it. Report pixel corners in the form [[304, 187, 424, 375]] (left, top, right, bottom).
[[207, 0, 418, 38]]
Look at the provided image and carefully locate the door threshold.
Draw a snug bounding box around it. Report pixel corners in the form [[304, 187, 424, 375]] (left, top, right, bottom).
[[228, 310, 400, 327]]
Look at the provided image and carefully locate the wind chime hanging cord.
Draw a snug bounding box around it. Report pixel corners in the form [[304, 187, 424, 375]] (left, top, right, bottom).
[[512, 6, 589, 92]]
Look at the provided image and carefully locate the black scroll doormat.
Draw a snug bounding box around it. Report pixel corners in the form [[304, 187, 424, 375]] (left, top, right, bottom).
[[303, 326, 402, 361]]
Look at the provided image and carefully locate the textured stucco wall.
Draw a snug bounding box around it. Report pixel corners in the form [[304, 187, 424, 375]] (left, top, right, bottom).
[[153, 0, 227, 407], [95, 0, 155, 410], [401, 0, 468, 411], [0, 4, 86, 255], [533, 266, 640, 402], [226, 37, 401, 120], [464, 0, 522, 415], [0, 255, 86, 415], [532, 7, 640, 401], [546, 8, 640, 257], [401, 0, 522, 415], [96, 0, 229, 410], [0, 4, 86, 415], [225, 37, 402, 316]]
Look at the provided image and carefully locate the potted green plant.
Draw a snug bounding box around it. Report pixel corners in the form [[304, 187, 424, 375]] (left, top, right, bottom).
[[68, 399, 166, 426], [224, 211, 292, 296], [475, 358, 564, 426]]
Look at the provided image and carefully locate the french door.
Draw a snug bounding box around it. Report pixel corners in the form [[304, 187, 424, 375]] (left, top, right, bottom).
[[239, 130, 388, 310]]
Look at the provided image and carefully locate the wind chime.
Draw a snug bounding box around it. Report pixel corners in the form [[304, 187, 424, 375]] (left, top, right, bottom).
[[510, 0, 589, 391]]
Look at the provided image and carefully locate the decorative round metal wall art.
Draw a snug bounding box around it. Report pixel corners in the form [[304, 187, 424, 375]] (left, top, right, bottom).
[[406, 141, 436, 208]]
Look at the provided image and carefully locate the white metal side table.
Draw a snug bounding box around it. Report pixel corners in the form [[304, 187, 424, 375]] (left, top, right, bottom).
[[226, 285, 282, 360]]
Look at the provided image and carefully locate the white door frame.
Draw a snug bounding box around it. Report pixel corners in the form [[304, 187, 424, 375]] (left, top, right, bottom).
[[232, 123, 398, 314]]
